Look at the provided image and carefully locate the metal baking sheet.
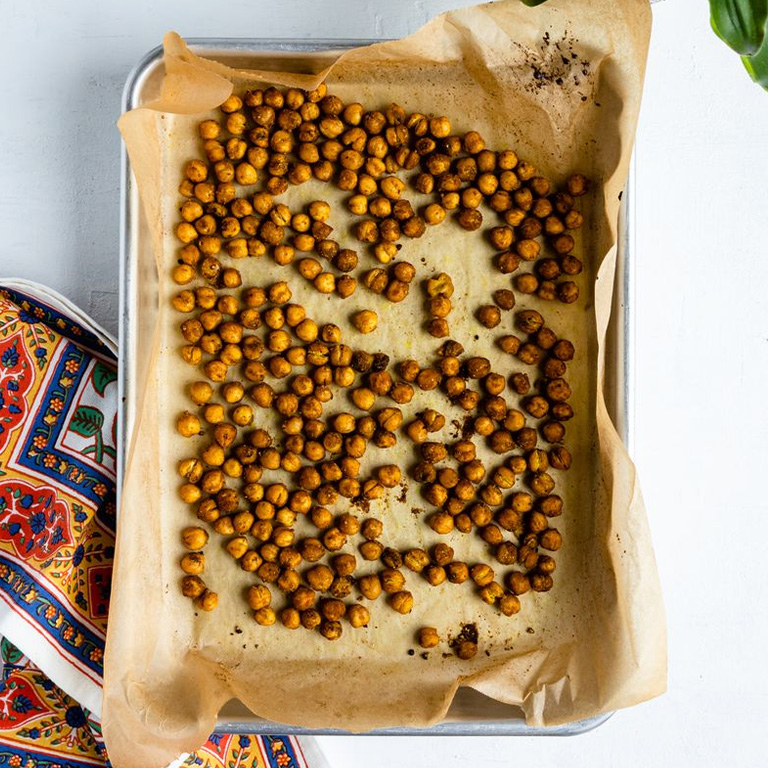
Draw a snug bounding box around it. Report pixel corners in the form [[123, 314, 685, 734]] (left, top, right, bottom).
[[118, 39, 632, 737]]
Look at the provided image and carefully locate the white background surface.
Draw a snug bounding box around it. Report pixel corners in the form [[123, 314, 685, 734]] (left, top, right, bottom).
[[2, 1, 767, 766]]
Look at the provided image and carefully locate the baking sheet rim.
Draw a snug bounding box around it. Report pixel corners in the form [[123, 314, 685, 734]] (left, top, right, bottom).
[[116, 38, 633, 737]]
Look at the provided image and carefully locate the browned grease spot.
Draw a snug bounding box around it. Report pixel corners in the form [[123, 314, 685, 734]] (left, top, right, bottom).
[[449, 622, 479, 649]]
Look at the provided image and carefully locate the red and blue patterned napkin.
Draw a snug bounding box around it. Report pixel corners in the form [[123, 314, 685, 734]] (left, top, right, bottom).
[[0, 282, 320, 768]]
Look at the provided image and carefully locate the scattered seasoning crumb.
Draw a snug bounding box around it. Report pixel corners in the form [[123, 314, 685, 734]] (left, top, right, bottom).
[[526, 627, 535, 634], [421, 652, 429, 660], [234, 626, 243, 634], [407, 648, 415, 656], [396, 483, 408, 503]]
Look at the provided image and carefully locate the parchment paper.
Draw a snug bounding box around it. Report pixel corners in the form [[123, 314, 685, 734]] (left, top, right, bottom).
[[104, 2, 665, 765]]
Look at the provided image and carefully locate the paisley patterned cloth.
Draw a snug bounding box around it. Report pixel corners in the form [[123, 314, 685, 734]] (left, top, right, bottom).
[[0, 284, 319, 768]]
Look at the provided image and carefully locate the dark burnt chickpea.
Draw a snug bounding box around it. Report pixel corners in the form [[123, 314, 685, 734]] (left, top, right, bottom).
[[551, 403, 574, 422], [549, 446, 572, 470], [552, 339, 575, 361], [561, 255, 583, 276], [558, 281, 580, 304]]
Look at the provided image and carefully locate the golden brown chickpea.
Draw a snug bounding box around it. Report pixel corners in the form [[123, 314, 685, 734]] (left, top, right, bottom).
[[353, 574, 380, 602], [224, 535, 248, 560], [176, 411, 201, 438], [173, 290, 196, 313], [311, 272, 334, 294], [376, 464, 402, 488], [479, 581, 505, 605], [194, 590, 218, 612], [351, 387, 376, 411], [455, 640, 477, 660], [415, 627, 439, 650], [474, 305, 500, 329], [470, 563, 494, 587], [389, 591, 414, 614], [251, 605, 276, 626], [539, 528, 562, 551], [181, 575, 207, 599], [515, 309, 544, 335], [455, 207, 481, 231], [362, 268, 388, 296], [499, 592, 522, 616], [446, 561, 470, 584], [530, 573, 554, 593], [297, 607, 320, 631], [506, 571, 531, 602], [180, 552, 205, 575], [358, 538, 383, 559], [179, 458, 204, 484], [317, 619, 341, 641], [429, 511, 454, 534], [304, 564, 333, 592], [181, 526, 209, 551], [344, 604, 368, 629], [427, 115, 451, 138], [347, 309, 377, 335]]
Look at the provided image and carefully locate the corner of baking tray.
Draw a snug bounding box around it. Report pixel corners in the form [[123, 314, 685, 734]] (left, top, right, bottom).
[[121, 43, 164, 113]]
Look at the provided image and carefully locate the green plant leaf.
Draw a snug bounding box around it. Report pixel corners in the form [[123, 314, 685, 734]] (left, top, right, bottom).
[[70, 406, 104, 437], [520, 0, 549, 5], [92, 361, 117, 396], [1, 638, 23, 665], [743, 31, 768, 87], [710, 0, 768, 55]]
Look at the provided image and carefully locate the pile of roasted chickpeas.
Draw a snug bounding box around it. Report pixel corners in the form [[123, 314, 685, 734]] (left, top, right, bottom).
[[172, 84, 586, 660]]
